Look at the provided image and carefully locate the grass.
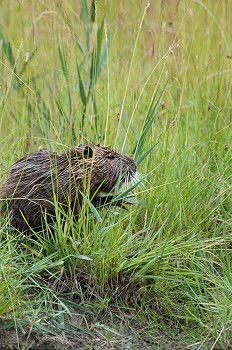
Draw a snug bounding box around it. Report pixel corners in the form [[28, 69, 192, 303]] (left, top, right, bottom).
[[0, 0, 231, 348]]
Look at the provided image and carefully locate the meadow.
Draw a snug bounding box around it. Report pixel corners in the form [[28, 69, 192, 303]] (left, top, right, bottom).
[[0, 1, 231, 349]]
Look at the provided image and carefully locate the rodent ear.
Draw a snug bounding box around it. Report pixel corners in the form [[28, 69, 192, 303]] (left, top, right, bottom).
[[83, 146, 93, 159]]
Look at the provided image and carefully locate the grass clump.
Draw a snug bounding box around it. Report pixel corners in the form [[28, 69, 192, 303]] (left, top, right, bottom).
[[0, 0, 231, 348]]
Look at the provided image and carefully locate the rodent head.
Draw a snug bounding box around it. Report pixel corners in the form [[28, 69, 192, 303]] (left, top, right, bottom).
[[74, 144, 137, 194]]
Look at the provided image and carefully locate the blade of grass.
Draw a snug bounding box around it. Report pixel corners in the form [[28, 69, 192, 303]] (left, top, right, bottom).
[[133, 80, 168, 160], [79, 190, 103, 223]]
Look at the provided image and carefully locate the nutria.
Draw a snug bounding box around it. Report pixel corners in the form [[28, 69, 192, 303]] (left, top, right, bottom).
[[0, 144, 137, 232]]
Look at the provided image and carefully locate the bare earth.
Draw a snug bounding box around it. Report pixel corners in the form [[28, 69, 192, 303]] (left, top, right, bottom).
[[0, 321, 187, 350]]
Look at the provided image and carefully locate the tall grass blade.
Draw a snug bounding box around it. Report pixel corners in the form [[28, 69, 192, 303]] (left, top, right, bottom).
[[136, 142, 159, 166], [80, 0, 90, 50], [79, 191, 103, 222], [90, 0, 96, 22], [0, 32, 15, 69], [80, 0, 89, 25], [121, 108, 137, 137], [76, 62, 87, 106], [133, 80, 168, 160]]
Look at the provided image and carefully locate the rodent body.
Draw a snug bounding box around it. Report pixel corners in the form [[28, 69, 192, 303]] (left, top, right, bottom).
[[0, 144, 136, 231]]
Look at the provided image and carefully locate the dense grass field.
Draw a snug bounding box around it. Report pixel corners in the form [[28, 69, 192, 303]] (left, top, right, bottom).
[[0, 1, 231, 349]]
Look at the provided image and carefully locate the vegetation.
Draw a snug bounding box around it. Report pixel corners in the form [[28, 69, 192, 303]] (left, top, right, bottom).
[[0, 0, 231, 348]]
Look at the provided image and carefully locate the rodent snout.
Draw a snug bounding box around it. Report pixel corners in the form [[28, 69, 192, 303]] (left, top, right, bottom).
[[121, 157, 137, 184]]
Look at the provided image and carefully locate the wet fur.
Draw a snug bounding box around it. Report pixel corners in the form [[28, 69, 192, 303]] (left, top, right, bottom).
[[0, 145, 136, 231]]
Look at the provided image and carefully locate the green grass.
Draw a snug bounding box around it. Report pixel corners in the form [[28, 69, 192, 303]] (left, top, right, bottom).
[[0, 0, 231, 348]]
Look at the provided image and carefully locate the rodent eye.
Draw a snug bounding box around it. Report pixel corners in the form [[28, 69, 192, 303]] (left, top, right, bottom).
[[83, 146, 93, 159], [107, 154, 115, 160]]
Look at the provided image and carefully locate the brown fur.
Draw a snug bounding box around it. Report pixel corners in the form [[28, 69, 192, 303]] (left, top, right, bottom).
[[0, 144, 136, 231]]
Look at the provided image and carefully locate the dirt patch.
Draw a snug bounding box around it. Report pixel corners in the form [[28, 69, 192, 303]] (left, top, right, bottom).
[[0, 325, 186, 350], [0, 298, 187, 350], [0, 331, 77, 350]]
